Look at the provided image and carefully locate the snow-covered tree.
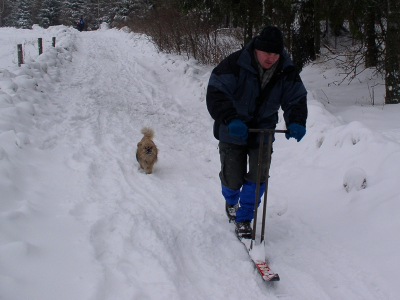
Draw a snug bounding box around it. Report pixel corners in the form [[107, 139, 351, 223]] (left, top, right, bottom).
[[84, 0, 114, 30], [61, 0, 85, 26], [15, 0, 32, 29], [39, 0, 62, 28], [112, 0, 137, 25], [31, 0, 43, 25], [111, 0, 153, 26], [0, 0, 5, 27]]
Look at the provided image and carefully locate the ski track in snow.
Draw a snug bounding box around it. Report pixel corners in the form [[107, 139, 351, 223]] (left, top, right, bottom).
[[47, 30, 274, 299], [60, 32, 388, 299], [1, 27, 396, 300]]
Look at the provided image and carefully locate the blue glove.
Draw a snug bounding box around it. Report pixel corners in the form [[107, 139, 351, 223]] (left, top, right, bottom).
[[286, 123, 306, 142], [227, 119, 248, 140]]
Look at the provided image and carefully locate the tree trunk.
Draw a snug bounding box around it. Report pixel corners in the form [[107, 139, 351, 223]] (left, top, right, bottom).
[[365, 2, 378, 68], [242, 0, 263, 46], [314, 0, 321, 56], [385, 0, 400, 104], [244, 9, 253, 46]]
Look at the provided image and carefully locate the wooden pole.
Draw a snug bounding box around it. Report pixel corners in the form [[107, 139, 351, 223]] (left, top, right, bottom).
[[17, 44, 23, 67], [38, 38, 43, 55], [52, 37, 56, 47]]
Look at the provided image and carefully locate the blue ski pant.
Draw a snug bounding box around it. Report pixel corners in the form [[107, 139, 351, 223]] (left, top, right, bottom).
[[219, 142, 271, 222]]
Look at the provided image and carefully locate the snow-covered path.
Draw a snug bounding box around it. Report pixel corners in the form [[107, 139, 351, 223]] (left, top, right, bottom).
[[44, 30, 392, 300], [43, 29, 277, 299], [1, 26, 399, 300]]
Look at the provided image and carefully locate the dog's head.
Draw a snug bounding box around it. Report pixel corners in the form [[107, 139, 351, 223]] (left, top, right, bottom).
[[137, 139, 157, 156]]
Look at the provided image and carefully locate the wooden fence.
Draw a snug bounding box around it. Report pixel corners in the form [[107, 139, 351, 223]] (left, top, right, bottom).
[[17, 37, 56, 67]]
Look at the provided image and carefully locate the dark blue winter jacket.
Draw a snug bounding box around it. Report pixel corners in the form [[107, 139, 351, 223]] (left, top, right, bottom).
[[206, 38, 307, 146]]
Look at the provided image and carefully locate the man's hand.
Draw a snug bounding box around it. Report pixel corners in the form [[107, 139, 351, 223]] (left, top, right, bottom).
[[227, 119, 248, 140], [285, 123, 306, 142]]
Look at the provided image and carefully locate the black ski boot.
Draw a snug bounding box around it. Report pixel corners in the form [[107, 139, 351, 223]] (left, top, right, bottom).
[[235, 221, 252, 240], [225, 203, 239, 223]]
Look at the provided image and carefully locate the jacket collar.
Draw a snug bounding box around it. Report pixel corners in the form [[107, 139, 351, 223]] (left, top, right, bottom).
[[237, 38, 259, 74]]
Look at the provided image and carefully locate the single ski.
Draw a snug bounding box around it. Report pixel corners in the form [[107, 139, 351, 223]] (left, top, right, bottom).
[[238, 237, 280, 282], [236, 129, 284, 282], [252, 259, 280, 281]]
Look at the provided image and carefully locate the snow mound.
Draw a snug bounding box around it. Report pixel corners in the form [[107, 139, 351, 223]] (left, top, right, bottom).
[[343, 167, 367, 192]]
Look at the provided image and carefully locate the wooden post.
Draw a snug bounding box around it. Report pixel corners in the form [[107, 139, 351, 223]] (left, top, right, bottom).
[[38, 38, 43, 55], [52, 37, 56, 47], [17, 44, 23, 67]]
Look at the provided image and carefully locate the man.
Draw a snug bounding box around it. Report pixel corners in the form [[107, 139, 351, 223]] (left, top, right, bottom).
[[78, 17, 85, 32], [206, 26, 307, 239]]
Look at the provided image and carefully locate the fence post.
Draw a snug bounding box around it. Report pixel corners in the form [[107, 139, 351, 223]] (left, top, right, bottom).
[[17, 44, 23, 67], [52, 37, 56, 47], [38, 38, 43, 55]]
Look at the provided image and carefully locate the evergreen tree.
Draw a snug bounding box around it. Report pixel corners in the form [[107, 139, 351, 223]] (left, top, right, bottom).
[[61, 0, 85, 27], [39, 0, 61, 28], [264, 0, 295, 53], [292, 0, 316, 72], [0, 0, 8, 27], [97, 0, 115, 27], [112, 0, 137, 25], [15, 0, 32, 29], [31, 0, 43, 25], [84, 0, 103, 29], [112, 0, 152, 27]]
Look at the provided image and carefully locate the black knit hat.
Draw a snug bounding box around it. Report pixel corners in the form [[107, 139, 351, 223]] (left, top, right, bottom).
[[254, 26, 284, 54]]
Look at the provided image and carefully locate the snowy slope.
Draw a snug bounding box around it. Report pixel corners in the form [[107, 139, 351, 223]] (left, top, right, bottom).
[[0, 25, 399, 300]]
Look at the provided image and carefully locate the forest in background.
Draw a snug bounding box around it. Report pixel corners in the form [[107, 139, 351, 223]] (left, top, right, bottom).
[[0, 0, 399, 104]]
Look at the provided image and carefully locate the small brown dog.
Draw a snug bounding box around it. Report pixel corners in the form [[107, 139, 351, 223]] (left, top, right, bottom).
[[136, 127, 158, 174]]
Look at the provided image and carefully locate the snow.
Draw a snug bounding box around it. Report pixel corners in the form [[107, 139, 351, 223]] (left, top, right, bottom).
[[343, 167, 367, 192], [0, 24, 399, 300]]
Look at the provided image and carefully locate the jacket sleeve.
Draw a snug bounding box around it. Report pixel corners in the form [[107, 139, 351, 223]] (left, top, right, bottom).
[[206, 53, 240, 125], [280, 67, 308, 127]]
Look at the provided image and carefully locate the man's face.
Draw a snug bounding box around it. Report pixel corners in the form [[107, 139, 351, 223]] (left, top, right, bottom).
[[255, 49, 280, 69]]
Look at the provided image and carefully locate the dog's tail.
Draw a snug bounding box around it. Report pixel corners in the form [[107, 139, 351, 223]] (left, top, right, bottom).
[[141, 127, 154, 139]]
